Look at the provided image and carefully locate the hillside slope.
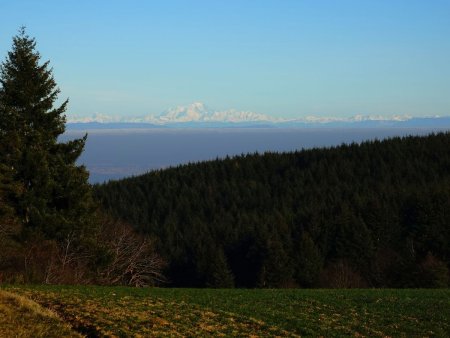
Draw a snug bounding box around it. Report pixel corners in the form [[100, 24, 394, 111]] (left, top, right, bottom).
[[95, 132, 450, 288], [0, 290, 81, 337]]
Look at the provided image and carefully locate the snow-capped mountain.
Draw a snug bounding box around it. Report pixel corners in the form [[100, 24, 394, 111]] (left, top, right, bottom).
[[295, 114, 412, 124], [68, 102, 275, 124], [67, 112, 123, 123], [66, 102, 450, 129], [155, 102, 275, 123], [159, 102, 209, 122]]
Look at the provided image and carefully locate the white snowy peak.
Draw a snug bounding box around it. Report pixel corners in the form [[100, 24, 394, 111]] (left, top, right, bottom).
[[158, 102, 209, 122], [67, 112, 122, 123], [156, 102, 274, 123], [66, 103, 274, 124], [66, 102, 432, 125], [296, 114, 412, 124]]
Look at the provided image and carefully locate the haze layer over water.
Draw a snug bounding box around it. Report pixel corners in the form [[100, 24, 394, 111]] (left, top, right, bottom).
[[61, 128, 448, 183]]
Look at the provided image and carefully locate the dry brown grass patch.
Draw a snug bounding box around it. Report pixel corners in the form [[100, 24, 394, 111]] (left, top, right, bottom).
[[0, 290, 81, 338]]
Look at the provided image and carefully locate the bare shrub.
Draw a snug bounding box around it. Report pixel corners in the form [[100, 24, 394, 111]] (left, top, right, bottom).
[[0, 216, 23, 282], [97, 218, 166, 287], [43, 232, 93, 285], [417, 252, 449, 288], [319, 259, 367, 288]]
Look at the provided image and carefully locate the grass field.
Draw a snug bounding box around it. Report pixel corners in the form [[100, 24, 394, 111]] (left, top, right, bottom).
[[2, 286, 449, 337]]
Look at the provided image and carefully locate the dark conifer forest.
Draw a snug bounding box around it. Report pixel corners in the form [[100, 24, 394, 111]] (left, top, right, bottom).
[[1, 29, 449, 289], [95, 132, 450, 288]]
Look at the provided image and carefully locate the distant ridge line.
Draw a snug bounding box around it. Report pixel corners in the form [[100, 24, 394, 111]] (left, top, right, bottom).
[[66, 116, 450, 130]]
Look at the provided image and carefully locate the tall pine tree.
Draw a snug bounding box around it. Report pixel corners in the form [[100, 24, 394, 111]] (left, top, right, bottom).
[[0, 27, 96, 243]]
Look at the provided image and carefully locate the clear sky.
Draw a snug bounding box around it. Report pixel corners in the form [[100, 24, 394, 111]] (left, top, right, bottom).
[[1, 0, 449, 119]]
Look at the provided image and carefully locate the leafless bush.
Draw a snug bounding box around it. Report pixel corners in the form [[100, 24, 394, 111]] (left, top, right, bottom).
[[417, 252, 449, 288], [43, 232, 93, 285], [319, 259, 367, 288], [0, 218, 23, 283], [97, 218, 166, 287]]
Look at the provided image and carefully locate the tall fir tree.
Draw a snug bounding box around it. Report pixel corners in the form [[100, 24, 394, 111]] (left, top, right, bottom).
[[295, 232, 323, 287], [0, 27, 96, 242]]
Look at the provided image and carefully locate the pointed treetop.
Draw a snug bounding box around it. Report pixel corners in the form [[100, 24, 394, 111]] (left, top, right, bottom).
[[1, 27, 66, 138]]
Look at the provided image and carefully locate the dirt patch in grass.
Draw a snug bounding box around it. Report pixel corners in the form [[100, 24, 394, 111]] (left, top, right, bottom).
[[13, 288, 296, 337]]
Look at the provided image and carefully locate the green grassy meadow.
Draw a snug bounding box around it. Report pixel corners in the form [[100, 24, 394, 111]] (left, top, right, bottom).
[[2, 286, 449, 337]]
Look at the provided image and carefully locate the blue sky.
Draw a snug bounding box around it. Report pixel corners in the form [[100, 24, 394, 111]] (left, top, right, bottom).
[[1, 0, 449, 119]]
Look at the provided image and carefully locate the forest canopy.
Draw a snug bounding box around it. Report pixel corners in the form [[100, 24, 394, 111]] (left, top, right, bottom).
[[95, 132, 450, 288]]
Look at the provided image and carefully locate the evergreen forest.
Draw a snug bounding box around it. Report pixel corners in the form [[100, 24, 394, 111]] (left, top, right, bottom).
[[1, 28, 449, 289], [95, 132, 450, 288]]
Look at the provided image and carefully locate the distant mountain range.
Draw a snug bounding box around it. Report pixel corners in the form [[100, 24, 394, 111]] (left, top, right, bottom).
[[67, 102, 275, 124], [67, 102, 450, 129]]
